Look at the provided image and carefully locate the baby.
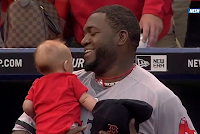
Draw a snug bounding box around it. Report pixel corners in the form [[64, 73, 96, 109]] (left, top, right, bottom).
[[23, 39, 97, 134]]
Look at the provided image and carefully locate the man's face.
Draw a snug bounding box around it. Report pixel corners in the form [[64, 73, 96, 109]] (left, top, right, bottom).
[[81, 13, 117, 72]]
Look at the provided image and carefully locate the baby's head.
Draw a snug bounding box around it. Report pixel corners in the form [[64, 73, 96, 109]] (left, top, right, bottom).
[[34, 39, 73, 75]]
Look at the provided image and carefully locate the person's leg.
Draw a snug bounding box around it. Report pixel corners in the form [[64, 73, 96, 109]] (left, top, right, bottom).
[[154, 20, 178, 48], [172, 0, 191, 47]]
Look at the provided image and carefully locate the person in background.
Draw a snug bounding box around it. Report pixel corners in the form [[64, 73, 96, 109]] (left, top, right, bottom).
[[0, 0, 13, 26], [12, 5, 196, 134], [64, 0, 175, 48], [1, 0, 175, 48], [172, 0, 191, 47]]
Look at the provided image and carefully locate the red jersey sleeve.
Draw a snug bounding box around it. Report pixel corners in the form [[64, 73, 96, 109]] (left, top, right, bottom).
[[142, 0, 172, 19], [1, 0, 13, 12], [54, 0, 72, 39], [54, 0, 70, 20], [71, 75, 88, 100], [25, 79, 39, 101], [1, 0, 13, 26]]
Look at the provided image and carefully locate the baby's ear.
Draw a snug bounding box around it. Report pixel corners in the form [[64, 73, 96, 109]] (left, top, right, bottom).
[[63, 60, 69, 71]]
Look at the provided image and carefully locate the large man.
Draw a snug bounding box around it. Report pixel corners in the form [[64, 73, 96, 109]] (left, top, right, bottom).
[[12, 5, 196, 134]]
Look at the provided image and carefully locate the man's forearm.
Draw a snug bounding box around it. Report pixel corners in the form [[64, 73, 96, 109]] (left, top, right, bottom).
[[12, 130, 30, 134]]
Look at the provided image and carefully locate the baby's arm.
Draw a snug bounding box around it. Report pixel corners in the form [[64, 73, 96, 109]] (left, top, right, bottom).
[[23, 79, 39, 118], [71, 75, 97, 111], [23, 100, 35, 118], [79, 93, 97, 112]]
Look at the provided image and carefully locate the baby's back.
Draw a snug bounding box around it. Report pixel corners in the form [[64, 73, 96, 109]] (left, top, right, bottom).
[[33, 73, 82, 134]]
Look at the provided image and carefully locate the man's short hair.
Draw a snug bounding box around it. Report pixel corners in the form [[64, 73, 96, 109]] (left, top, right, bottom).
[[93, 4, 140, 47]]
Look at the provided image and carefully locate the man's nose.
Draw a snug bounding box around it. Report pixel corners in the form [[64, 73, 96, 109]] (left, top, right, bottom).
[[81, 35, 91, 46]]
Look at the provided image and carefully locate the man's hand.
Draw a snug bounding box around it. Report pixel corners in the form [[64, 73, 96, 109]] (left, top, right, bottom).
[[99, 119, 138, 134], [66, 125, 87, 134], [139, 14, 163, 47]]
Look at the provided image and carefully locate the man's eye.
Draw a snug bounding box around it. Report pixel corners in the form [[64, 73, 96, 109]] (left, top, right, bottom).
[[91, 32, 97, 36]]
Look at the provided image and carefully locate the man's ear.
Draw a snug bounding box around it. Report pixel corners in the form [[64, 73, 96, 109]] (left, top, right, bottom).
[[117, 30, 129, 46], [63, 60, 68, 71]]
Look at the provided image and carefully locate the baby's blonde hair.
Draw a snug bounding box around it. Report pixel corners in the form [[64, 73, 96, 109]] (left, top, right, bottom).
[[34, 39, 71, 75]]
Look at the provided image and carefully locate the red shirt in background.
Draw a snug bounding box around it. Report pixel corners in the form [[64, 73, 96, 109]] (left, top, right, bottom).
[[66, 0, 173, 43], [0, 0, 12, 26], [1, 0, 172, 43], [25, 73, 88, 134]]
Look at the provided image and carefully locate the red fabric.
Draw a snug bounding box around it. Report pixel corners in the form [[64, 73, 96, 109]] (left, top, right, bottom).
[[26, 73, 88, 134], [54, 0, 70, 20], [1, 0, 172, 42], [142, 0, 172, 40], [1, 0, 13, 12], [179, 117, 196, 134], [0, 0, 12, 26], [68, 0, 172, 43]]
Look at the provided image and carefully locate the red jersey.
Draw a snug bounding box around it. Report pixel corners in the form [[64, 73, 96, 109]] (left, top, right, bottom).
[[1, 0, 172, 43], [66, 0, 173, 43], [25, 73, 88, 134]]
